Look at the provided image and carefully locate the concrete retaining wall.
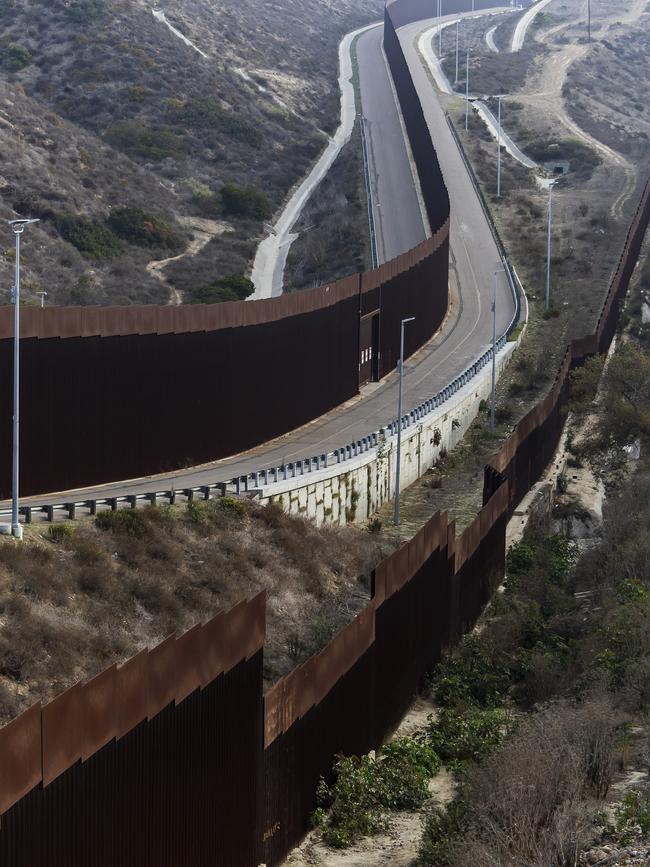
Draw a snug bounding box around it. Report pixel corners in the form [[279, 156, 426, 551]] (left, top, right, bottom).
[[258, 341, 518, 525]]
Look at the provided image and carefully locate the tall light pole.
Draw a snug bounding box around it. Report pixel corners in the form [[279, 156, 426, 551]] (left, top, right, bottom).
[[8, 218, 39, 540], [465, 48, 470, 130], [394, 316, 415, 527], [587, 0, 591, 41], [439, 0, 443, 53], [455, 19, 460, 84], [546, 183, 554, 311], [496, 95, 504, 197], [491, 268, 506, 431]]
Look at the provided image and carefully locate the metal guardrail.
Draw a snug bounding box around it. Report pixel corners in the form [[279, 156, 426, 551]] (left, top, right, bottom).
[[4, 483, 228, 526], [230, 114, 525, 495], [10, 62, 525, 524], [231, 331, 514, 494]]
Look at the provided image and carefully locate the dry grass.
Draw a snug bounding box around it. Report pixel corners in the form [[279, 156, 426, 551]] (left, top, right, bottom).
[[0, 499, 386, 725]]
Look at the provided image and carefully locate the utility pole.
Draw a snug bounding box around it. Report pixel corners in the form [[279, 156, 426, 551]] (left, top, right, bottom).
[[7, 218, 39, 540], [455, 19, 460, 84], [394, 316, 415, 527], [546, 183, 554, 311], [465, 48, 470, 130], [491, 268, 506, 431], [588, 0, 591, 42], [438, 0, 443, 54], [496, 95, 503, 197]]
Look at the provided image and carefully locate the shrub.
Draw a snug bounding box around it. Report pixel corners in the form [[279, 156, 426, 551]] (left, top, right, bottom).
[[46, 524, 73, 544], [95, 509, 148, 538], [64, 0, 106, 23], [216, 496, 247, 519], [220, 183, 270, 220], [314, 737, 440, 848], [174, 98, 262, 147], [107, 207, 184, 251], [105, 121, 184, 162], [430, 635, 510, 709], [0, 42, 31, 71], [56, 215, 120, 260], [427, 707, 509, 768], [186, 501, 210, 525], [190, 275, 255, 304], [417, 797, 467, 867], [610, 790, 650, 842]]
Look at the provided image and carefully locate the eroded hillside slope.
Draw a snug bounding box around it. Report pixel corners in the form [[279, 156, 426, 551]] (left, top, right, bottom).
[[0, 0, 381, 305]]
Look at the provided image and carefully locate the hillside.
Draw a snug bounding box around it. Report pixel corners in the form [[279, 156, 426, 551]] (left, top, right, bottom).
[[0, 0, 381, 306]]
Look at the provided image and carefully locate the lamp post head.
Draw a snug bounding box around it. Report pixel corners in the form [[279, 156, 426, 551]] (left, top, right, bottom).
[[8, 218, 39, 235], [402, 316, 416, 325]]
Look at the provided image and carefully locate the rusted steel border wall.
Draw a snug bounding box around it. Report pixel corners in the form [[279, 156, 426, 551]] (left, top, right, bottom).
[[261, 479, 510, 864], [485, 178, 650, 516], [0, 594, 266, 866], [385, 0, 534, 29], [0, 1, 457, 500], [0, 179, 647, 862], [0, 229, 450, 501]]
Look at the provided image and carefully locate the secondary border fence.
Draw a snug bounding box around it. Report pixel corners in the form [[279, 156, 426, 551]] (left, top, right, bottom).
[[0, 2, 649, 865], [0, 176, 647, 867]]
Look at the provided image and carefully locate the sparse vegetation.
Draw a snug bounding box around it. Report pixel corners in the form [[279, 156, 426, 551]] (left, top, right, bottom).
[[313, 737, 440, 848], [220, 183, 271, 221], [189, 274, 255, 303], [0, 500, 384, 725]]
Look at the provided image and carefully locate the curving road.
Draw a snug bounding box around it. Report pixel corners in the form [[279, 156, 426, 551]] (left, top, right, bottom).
[[8, 11, 517, 513], [511, 0, 555, 50]]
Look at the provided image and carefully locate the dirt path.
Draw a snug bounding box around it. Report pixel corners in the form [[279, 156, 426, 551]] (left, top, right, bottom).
[[518, 0, 644, 220], [280, 698, 454, 867], [146, 216, 230, 305]]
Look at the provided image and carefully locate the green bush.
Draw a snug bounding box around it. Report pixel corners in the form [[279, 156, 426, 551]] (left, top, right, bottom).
[[95, 509, 148, 538], [612, 790, 650, 841], [190, 275, 255, 304], [64, 0, 105, 23], [220, 183, 270, 220], [0, 42, 31, 72], [186, 501, 210, 525], [314, 737, 440, 848], [216, 496, 247, 519], [107, 207, 184, 251], [430, 635, 510, 709], [416, 796, 467, 866], [46, 524, 74, 543], [105, 121, 184, 162], [507, 541, 535, 579], [174, 98, 262, 147], [427, 707, 508, 768], [56, 216, 120, 260]]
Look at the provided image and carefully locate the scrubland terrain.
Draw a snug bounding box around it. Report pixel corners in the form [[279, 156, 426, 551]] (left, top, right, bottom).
[[0, 0, 381, 305], [0, 498, 386, 725]]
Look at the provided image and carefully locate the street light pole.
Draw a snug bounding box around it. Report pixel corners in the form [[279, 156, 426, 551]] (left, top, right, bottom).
[[8, 218, 39, 540], [496, 95, 503, 197], [394, 316, 415, 527], [546, 183, 554, 311], [465, 48, 470, 130], [455, 19, 460, 84], [37, 290, 47, 308], [588, 0, 591, 41], [439, 0, 443, 53], [491, 268, 506, 431]]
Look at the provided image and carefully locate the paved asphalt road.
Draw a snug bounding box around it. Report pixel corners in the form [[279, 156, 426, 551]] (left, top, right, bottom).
[[356, 26, 428, 262], [9, 13, 516, 512]]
